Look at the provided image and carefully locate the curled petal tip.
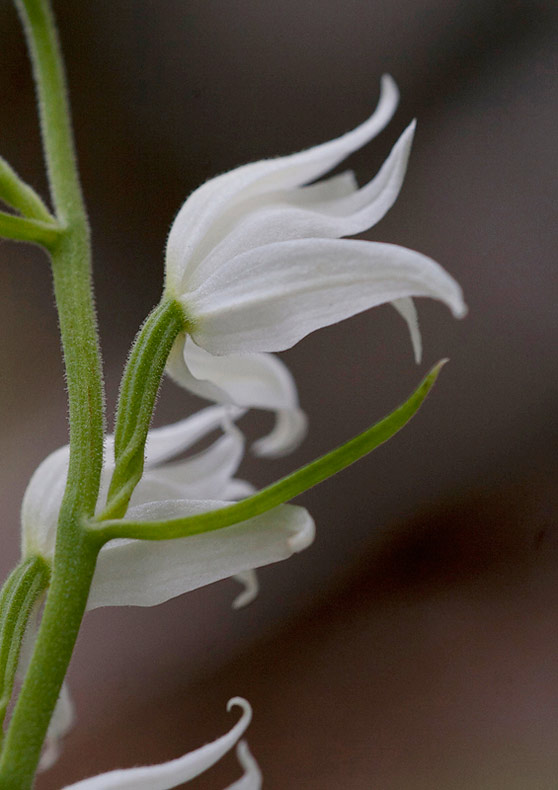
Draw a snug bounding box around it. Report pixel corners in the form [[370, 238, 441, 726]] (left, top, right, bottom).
[[406, 118, 417, 137], [251, 407, 308, 459], [227, 697, 253, 721], [380, 73, 399, 99], [232, 569, 259, 609], [287, 512, 316, 553]]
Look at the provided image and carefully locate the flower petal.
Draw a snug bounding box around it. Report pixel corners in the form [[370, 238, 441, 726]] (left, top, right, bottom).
[[294, 169, 357, 203], [62, 698, 252, 790], [165, 75, 398, 292], [251, 407, 308, 459], [143, 405, 235, 467], [189, 122, 416, 289], [391, 296, 422, 364], [21, 409, 241, 560], [226, 742, 262, 789], [21, 445, 69, 558], [166, 338, 307, 457], [135, 426, 244, 503], [222, 479, 257, 500], [87, 500, 314, 609], [188, 238, 466, 355], [232, 570, 259, 610], [39, 683, 75, 772]]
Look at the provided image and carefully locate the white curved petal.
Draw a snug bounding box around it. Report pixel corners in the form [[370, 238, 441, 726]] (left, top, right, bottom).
[[294, 170, 357, 203], [232, 570, 259, 609], [188, 238, 466, 355], [251, 407, 308, 458], [87, 500, 314, 609], [22, 409, 242, 558], [144, 405, 234, 467], [21, 445, 69, 557], [392, 297, 422, 364], [183, 339, 299, 411], [226, 742, 262, 789], [135, 427, 244, 504], [166, 338, 307, 457], [190, 122, 415, 288], [62, 698, 252, 790], [166, 76, 398, 291], [39, 683, 75, 772], [222, 479, 256, 500]]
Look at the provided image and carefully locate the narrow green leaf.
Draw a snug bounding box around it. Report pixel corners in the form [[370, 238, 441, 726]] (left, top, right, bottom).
[[92, 360, 447, 544]]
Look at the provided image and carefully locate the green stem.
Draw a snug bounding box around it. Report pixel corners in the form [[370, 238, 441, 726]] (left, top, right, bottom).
[[0, 156, 54, 222], [102, 298, 184, 521], [0, 210, 60, 247], [0, 0, 105, 786], [92, 361, 445, 544]]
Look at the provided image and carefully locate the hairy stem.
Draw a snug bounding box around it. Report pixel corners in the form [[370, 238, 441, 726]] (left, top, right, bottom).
[[0, 0, 104, 786]]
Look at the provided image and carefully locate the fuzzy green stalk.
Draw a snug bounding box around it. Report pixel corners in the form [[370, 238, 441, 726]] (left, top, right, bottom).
[[102, 299, 184, 521], [0, 0, 105, 785]]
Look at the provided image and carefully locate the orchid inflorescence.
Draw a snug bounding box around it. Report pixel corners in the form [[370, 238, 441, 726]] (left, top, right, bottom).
[[0, 1, 465, 787]]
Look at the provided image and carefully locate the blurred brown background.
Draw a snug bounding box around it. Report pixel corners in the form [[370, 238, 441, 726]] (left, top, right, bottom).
[[0, 0, 557, 787]]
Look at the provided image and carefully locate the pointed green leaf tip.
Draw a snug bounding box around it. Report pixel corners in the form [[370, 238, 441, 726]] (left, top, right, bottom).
[[90, 360, 447, 545]]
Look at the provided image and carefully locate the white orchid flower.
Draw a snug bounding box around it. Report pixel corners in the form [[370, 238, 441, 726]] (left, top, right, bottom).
[[164, 75, 466, 456], [22, 405, 314, 611], [22, 410, 303, 773], [62, 698, 261, 790]]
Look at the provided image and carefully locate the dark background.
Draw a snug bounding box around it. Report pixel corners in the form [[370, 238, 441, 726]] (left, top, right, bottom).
[[0, 0, 557, 786]]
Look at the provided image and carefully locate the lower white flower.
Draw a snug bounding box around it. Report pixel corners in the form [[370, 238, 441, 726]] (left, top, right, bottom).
[[62, 698, 261, 790], [21, 407, 313, 770], [22, 405, 314, 611]]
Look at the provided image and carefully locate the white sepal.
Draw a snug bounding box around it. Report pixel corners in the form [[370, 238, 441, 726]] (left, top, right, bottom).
[[226, 742, 262, 789], [187, 238, 465, 355], [38, 684, 75, 772], [232, 570, 260, 610], [61, 698, 253, 790], [164, 78, 464, 422], [166, 338, 307, 457], [391, 296, 422, 364], [165, 75, 399, 292], [87, 501, 314, 609]]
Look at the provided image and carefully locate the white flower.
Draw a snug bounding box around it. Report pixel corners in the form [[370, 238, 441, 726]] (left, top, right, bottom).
[[22, 410, 299, 772], [62, 698, 261, 790], [22, 405, 314, 611], [164, 75, 466, 454]]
